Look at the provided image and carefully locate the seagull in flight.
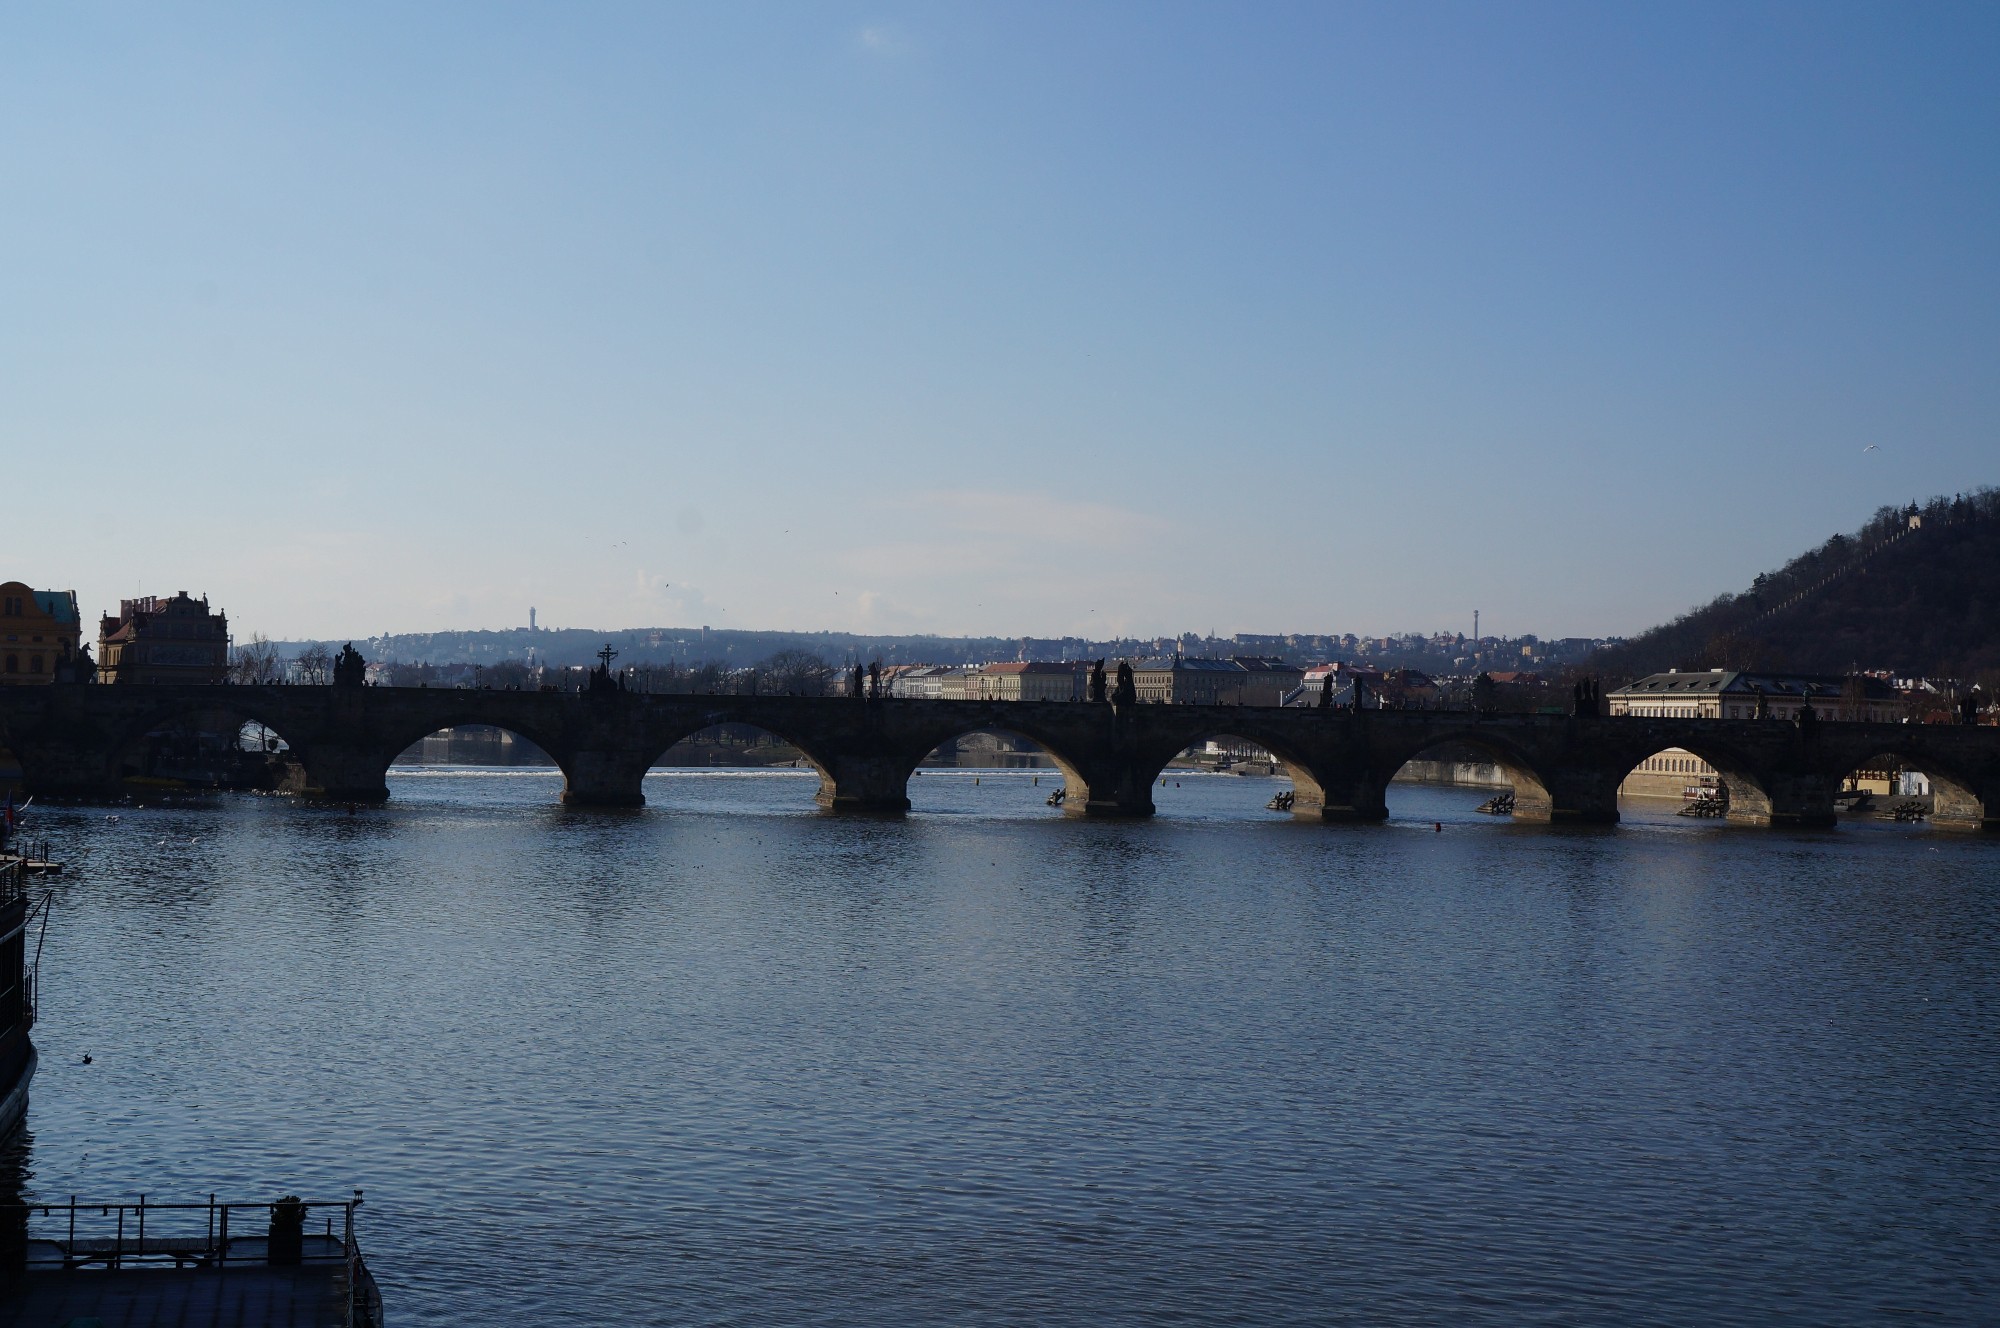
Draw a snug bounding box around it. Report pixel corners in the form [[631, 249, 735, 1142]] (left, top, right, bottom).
[[1863, 444, 1880, 453]]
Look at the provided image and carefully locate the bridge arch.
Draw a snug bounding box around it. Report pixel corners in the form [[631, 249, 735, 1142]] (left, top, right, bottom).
[[1608, 739, 1777, 825], [788, 703, 1110, 815], [1824, 742, 1991, 831], [1379, 729, 1564, 822], [635, 707, 854, 810], [102, 697, 313, 796], [904, 721, 1095, 814], [392, 723, 558, 770], [374, 712, 580, 805], [642, 720, 829, 811], [1133, 724, 1336, 819]]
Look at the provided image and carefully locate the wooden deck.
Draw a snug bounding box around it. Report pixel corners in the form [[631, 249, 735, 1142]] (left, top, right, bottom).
[[2, 1265, 354, 1328]]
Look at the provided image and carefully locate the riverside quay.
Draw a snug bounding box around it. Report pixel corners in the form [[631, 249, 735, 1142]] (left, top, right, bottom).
[[1, 683, 1997, 830]]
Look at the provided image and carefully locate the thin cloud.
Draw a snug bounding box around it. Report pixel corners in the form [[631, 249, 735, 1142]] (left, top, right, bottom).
[[802, 489, 1185, 635], [873, 489, 1172, 549], [632, 571, 724, 623], [855, 24, 912, 57]]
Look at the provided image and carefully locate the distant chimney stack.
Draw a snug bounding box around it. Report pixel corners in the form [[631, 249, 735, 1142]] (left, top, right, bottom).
[[530, 607, 537, 631]]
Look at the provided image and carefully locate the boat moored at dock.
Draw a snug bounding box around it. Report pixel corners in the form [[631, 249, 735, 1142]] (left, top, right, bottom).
[[0, 856, 37, 1140]]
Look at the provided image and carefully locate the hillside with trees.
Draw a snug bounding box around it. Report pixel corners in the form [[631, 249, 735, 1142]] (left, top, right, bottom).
[[1592, 489, 2000, 681]]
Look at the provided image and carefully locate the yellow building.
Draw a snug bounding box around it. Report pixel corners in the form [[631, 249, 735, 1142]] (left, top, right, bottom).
[[1131, 657, 1246, 705], [0, 582, 83, 685], [1619, 747, 1913, 799], [976, 662, 1083, 701], [1620, 748, 1719, 798]]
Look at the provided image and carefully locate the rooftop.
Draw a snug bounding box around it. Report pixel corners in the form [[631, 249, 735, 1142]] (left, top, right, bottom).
[[1610, 670, 1897, 699], [32, 590, 79, 625], [982, 661, 1081, 674]]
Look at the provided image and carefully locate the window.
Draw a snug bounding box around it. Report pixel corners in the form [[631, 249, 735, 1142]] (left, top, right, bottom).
[[3, 655, 14, 673]]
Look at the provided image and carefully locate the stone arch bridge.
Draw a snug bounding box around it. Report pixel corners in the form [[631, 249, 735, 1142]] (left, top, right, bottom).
[[1, 685, 1996, 830]]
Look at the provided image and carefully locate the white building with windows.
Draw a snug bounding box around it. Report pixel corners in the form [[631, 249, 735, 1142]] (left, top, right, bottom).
[[1607, 670, 1906, 723]]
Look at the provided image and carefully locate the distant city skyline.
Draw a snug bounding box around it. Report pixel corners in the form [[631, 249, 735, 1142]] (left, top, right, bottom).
[[263, 621, 1608, 678], [270, 616, 1596, 652], [5, 3, 1996, 642]]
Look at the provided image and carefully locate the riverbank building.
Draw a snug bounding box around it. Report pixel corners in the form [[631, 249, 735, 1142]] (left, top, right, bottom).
[[98, 592, 231, 685], [0, 583, 83, 685]]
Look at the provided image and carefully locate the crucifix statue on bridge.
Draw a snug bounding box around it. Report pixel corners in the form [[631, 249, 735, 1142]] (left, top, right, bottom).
[[589, 642, 622, 694]]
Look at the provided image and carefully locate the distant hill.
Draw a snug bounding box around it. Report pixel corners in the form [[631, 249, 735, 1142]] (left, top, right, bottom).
[[1591, 488, 2000, 681]]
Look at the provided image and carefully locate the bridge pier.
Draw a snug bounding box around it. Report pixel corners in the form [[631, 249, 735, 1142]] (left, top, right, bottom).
[[558, 752, 649, 808], [814, 754, 913, 813], [1513, 770, 1622, 825], [1745, 773, 1839, 830], [1289, 766, 1388, 822], [6, 741, 115, 801], [1058, 752, 1161, 817], [1073, 789, 1156, 817], [293, 743, 390, 804], [1926, 775, 1999, 832]]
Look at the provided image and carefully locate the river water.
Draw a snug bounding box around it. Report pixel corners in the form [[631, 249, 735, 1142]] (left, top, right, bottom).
[[7, 770, 1997, 1325]]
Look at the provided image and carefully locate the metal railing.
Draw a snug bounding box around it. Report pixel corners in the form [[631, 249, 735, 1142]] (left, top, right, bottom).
[[4, 1193, 378, 1325]]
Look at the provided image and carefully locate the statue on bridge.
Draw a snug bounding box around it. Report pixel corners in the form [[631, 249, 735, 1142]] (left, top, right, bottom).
[[868, 661, 881, 701], [332, 643, 367, 688], [1753, 686, 1770, 720], [1112, 661, 1136, 708], [1570, 676, 1600, 717], [1089, 659, 1107, 704], [1962, 689, 1983, 726], [589, 643, 624, 694], [54, 642, 95, 685], [852, 663, 865, 701], [1319, 672, 1334, 709]]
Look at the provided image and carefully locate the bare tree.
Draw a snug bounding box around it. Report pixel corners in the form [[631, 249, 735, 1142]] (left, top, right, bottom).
[[232, 634, 283, 684], [760, 648, 834, 696], [295, 642, 334, 685]]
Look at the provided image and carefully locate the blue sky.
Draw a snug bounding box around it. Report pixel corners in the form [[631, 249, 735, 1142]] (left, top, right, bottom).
[[4, 2, 1995, 643]]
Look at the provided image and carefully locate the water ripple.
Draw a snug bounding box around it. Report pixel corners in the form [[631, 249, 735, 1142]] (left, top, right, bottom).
[[8, 773, 1997, 1325]]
